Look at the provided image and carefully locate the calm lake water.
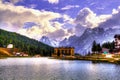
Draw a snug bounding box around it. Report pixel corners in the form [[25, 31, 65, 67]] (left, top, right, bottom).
[[0, 58, 120, 80]]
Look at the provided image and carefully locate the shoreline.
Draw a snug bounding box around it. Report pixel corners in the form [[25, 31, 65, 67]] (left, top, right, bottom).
[[1, 56, 120, 64], [50, 56, 120, 64]]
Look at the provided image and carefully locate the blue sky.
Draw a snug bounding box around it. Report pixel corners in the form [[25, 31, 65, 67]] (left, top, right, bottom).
[[3, 0, 120, 17], [0, 0, 120, 41], [14, 0, 120, 16]]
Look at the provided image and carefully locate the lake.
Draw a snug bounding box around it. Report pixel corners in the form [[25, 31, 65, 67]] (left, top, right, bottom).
[[0, 57, 120, 80]]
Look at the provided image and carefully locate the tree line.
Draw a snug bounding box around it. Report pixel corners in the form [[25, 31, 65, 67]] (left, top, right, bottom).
[[91, 40, 115, 54]]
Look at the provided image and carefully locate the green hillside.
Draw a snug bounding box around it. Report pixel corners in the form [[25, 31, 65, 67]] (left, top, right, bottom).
[[0, 29, 54, 56]]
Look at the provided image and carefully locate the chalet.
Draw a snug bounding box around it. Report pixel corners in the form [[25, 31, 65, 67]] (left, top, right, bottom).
[[13, 52, 28, 57], [102, 48, 109, 54], [114, 34, 120, 52]]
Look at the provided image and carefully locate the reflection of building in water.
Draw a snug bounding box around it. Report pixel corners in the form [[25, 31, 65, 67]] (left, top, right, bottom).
[[114, 34, 120, 52], [52, 47, 74, 57]]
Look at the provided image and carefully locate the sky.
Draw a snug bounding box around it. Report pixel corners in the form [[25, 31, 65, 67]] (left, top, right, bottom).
[[0, 0, 120, 41]]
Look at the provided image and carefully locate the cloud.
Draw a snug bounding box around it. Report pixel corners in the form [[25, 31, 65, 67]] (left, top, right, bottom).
[[62, 14, 74, 29], [46, 29, 66, 40], [47, 0, 59, 4], [10, 0, 22, 3], [74, 7, 113, 36], [75, 7, 111, 28], [61, 5, 79, 10], [18, 26, 42, 40], [0, 1, 74, 41], [99, 6, 120, 29], [0, 1, 61, 27], [2, 0, 120, 42], [73, 6, 120, 37], [46, 28, 72, 41], [112, 6, 120, 14], [75, 25, 86, 37], [2, 0, 22, 4]]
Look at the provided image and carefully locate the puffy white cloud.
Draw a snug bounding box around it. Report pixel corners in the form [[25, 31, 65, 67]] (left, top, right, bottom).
[[75, 7, 111, 28], [0, 3, 61, 30], [18, 25, 44, 40], [51, 21, 63, 30], [112, 6, 120, 14], [74, 7, 120, 37], [0, 1, 74, 41], [61, 5, 79, 10], [62, 14, 74, 24], [99, 7, 120, 29], [74, 7, 115, 36], [48, 0, 59, 4], [2, 0, 120, 42]]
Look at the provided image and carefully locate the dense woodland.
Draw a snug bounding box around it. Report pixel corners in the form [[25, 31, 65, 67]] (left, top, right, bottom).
[[91, 40, 115, 54], [0, 29, 54, 56]]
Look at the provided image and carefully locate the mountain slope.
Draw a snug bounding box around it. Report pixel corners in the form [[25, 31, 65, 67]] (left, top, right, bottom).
[[40, 36, 52, 46], [60, 27, 120, 55], [40, 36, 59, 47], [0, 29, 53, 56]]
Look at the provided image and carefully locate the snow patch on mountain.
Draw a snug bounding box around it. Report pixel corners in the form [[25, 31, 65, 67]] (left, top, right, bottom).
[[60, 27, 120, 55], [40, 36, 59, 47]]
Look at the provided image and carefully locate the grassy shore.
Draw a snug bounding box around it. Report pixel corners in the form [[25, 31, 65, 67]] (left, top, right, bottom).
[[51, 54, 120, 64]]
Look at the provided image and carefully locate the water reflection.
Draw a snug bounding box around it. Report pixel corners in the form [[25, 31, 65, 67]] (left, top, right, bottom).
[[0, 58, 120, 80]]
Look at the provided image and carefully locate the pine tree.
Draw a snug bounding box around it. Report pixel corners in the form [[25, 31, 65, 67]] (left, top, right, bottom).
[[92, 40, 97, 53], [97, 43, 102, 53]]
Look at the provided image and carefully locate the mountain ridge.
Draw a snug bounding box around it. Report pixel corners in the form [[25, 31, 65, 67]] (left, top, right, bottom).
[[60, 27, 120, 55]]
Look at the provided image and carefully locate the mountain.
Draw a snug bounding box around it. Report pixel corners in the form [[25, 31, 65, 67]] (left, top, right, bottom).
[[58, 6, 120, 55], [40, 36, 52, 46], [60, 27, 120, 55], [40, 36, 59, 47], [0, 29, 53, 56]]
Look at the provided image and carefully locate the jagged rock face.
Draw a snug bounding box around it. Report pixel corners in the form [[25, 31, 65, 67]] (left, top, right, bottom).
[[40, 27, 120, 55], [39, 9, 120, 55], [59, 27, 120, 55], [40, 36, 59, 47], [40, 36, 51, 46]]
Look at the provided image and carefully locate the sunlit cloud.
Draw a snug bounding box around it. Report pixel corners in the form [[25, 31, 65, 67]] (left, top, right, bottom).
[[75, 7, 111, 28], [112, 6, 120, 14], [1, 0, 120, 43], [61, 5, 79, 10], [46, 0, 59, 4], [73, 6, 120, 37], [0, 0, 74, 41]]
